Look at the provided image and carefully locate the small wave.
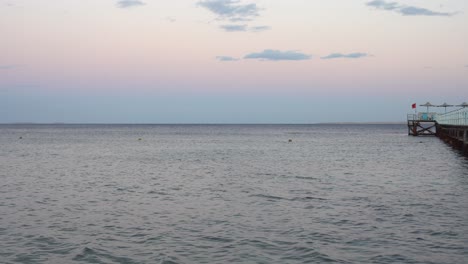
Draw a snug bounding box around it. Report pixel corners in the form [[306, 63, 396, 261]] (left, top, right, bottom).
[[255, 173, 277, 177], [252, 194, 328, 202], [148, 190, 168, 195], [369, 254, 414, 263], [28, 235, 62, 248], [291, 196, 327, 201], [282, 247, 338, 263], [160, 259, 181, 264], [430, 230, 459, 237], [73, 246, 138, 263], [201, 235, 234, 243], [157, 254, 183, 264], [295, 176, 319, 180], [250, 194, 286, 201]]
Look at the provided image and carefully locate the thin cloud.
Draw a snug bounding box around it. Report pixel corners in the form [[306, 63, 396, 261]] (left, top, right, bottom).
[[250, 26, 271, 32], [219, 24, 270, 32], [367, 0, 456, 16], [244, 50, 311, 61], [198, 0, 260, 21], [216, 56, 239, 62], [321, 53, 369, 60], [220, 24, 247, 32], [117, 0, 145, 9], [399, 6, 454, 16], [0, 64, 22, 70], [198, 0, 270, 33], [367, 0, 398, 10]]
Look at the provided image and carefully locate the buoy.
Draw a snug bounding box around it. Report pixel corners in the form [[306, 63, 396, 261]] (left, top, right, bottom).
[[19, 136, 22, 139], [288, 139, 292, 143], [138, 138, 142, 141]]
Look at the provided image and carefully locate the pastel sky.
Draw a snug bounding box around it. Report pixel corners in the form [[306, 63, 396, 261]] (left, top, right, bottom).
[[1, 0, 467, 123]]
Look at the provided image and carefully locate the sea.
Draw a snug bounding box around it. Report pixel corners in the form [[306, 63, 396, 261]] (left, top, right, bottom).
[[0, 124, 467, 264]]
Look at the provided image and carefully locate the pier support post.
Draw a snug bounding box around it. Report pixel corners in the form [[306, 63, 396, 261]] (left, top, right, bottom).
[[432, 107, 468, 156], [463, 130, 468, 155]]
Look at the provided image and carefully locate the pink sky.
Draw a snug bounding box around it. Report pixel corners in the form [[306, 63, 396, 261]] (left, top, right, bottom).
[[1, 0, 467, 123]]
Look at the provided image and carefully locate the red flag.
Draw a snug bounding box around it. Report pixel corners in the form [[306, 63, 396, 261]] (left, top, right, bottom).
[[412, 103, 416, 109]]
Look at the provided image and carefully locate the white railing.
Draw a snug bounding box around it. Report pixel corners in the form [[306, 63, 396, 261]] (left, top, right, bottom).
[[435, 108, 468, 126], [407, 112, 438, 121]]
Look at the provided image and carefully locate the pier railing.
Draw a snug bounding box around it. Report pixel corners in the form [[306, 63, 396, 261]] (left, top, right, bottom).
[[407, 112, 437, 121], [435, 108, 468, 126]]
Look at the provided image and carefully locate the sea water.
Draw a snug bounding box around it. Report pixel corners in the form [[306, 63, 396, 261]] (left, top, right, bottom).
[[1, 124, 467, 263]]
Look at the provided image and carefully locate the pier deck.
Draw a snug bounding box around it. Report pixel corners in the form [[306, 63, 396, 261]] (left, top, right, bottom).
[[409, 108, 468, 156]]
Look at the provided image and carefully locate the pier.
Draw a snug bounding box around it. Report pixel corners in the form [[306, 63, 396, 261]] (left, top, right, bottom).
[[407, 113, 436, 136], [408, 103, 468, 156]]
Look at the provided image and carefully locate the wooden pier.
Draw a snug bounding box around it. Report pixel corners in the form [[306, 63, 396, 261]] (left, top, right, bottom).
[[407, 114, 436, 136], [436, 124, 468, 156], [408, 106, 468, 156]]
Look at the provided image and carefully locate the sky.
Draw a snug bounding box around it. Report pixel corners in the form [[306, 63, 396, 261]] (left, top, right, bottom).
[[1, 0, 467, 123]]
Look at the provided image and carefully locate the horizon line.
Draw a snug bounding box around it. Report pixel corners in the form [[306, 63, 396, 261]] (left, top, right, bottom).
[[0, 122, 406, 125]]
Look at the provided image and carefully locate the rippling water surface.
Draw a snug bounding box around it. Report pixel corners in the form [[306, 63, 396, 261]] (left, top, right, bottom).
[[1, 124, 467, 263]]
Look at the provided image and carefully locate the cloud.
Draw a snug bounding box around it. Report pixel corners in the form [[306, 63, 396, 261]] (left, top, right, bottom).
[[250, 26, 271, 32], [0, 64, 22, 70], [199, 1, 270, 33], [220, 24, 247, 32], [321, 53, 369, 60], [244, 50, 311, 61], [219, 24, 270, 32], [198, 0, 260, 21], [399, 6, 454, 16], [367, 0, 456, 16], [117, 0, 145, 8], [367, 0, 399, 10], [216, 56, 239, 61]]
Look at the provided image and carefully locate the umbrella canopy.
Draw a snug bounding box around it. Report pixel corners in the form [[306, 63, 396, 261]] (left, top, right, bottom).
[[437, 102, 454, 113], [437, 103, 453, 107], [420, 102, 435, 107], [420, 102, 434, 113], [456, 102, 468, 108]]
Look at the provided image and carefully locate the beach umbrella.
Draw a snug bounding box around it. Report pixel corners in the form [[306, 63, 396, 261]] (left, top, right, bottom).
[[437, 102, 454, 113], [456, 102, 468, 108], [420, 102, 435, 113]]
